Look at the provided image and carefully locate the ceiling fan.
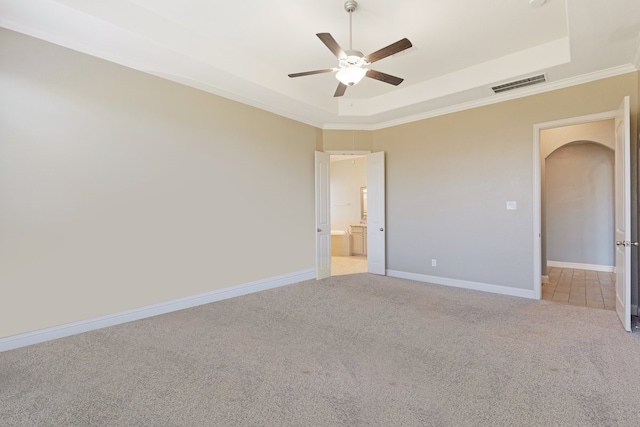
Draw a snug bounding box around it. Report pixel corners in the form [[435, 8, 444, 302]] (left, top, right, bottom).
[[288, 0, 412, 97]]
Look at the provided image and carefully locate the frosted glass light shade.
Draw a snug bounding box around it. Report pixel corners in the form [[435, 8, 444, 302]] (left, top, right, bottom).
[[336, 67, 366, 86]]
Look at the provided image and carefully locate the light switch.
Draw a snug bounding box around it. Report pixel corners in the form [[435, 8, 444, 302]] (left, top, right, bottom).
[[506, 201, 517, 210]]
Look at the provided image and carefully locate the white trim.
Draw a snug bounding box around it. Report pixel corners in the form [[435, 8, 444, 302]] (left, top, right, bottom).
[[387, 270, 536, 300], [541, 275, 549, 284], [0, 269, 315, 353], [632, 304, 639, 317], [632, 34, 640, 70], [533, 109, 619, 303], [325, 150, 371, 156], [533, 121, 542, 299], [546, 261, 615, 273], [534, 110, 619, 130]]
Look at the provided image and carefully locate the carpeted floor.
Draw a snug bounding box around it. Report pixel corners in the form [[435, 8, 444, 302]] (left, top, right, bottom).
[[2, 274, 640, 426]]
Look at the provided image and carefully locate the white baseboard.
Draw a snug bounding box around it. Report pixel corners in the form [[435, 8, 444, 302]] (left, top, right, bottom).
[[546, 261, 614, 273], [541, 275, 549, 284], [387, 270, 536, 299], [632, 304, 638, 317], [0, 269, 315, 353]]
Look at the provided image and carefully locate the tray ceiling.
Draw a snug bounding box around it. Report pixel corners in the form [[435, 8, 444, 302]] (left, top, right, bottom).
[[1, 0, 639, 129]]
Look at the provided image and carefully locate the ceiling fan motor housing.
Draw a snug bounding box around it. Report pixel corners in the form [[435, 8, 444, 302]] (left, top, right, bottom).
[[341, 50, 366, 66]]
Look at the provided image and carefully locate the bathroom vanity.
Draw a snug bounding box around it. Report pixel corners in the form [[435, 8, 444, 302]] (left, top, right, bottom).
[[350, 224, 367, 256]]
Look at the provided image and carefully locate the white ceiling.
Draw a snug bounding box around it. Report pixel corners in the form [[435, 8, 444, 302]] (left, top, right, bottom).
[[1, 0, 639, 129]]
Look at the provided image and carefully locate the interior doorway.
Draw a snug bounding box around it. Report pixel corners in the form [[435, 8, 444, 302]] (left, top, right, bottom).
[[541, 130, 616, 310], [543, 124, 615, 270], [315, 150, 386, 279], [535, 112, 619, 296], [329, 154, 368, 276], [533, 97, 633, 331]]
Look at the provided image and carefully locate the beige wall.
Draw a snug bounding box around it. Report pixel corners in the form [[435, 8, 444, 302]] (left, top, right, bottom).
[[2, 27, 639, 342], [315, 74, 639, 295], [322, 130, 373, 152], [371, 73, 638, 295], [541, 120, 615, 158], [0, 29, 317, 339]]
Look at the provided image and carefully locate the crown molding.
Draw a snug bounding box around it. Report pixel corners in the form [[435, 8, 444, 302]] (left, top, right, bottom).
[[633, 35, 640, 70], [323, 65, 638, 131]]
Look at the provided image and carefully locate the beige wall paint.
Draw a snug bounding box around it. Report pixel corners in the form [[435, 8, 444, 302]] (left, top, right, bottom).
[[0, 29, 317, 339], [372, 73, 638, 292], [541, 120, 615, 158], [2, 27, 639, 341], [322, 130, 373, 152]]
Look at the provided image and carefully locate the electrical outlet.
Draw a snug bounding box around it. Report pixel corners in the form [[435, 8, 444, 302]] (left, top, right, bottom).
[[431, 259, 437, 267]]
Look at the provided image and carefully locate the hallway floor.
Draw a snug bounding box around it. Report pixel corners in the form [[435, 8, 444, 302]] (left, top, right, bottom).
[[542, 267, 615, 311]]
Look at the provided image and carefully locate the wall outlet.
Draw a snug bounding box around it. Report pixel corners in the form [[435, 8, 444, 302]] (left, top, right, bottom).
[[431, 259, 437, 267]]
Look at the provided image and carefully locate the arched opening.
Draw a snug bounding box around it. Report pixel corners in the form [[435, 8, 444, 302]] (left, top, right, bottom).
[[546, 142, 614, 268], [540, 120, 616, 309]]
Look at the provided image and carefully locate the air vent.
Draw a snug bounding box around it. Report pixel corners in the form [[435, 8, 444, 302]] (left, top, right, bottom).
[[491, 74, 546, 94]]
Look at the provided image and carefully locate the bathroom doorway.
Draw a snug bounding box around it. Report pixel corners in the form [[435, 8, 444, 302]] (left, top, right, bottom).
[[329, 154, 368, 276]]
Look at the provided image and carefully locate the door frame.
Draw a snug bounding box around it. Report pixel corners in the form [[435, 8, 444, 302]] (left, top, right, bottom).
[[533, 109, 622, 300], [317, 150, 371, 279]]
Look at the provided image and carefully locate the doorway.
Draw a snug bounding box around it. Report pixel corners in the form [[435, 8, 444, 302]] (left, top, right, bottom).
[[315, 151, 386, 279], [544, 140, 614, 272], [541, 132, 616, 310], [533, 97, 633, 331], [330, 154, 368, 276]]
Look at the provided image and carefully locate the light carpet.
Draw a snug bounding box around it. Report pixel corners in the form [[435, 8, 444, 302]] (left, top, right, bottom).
[[2, 273, 640, 426]]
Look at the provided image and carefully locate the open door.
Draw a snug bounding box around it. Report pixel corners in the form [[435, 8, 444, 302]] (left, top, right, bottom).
[[315, 151, 331, 279], [367, 152, 386, 275], [614, 96, 632, 332]]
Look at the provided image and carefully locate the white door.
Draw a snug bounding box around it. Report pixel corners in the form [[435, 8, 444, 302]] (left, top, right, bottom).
[[614, 96, 631, 332], [367, 152, 386, 275], [315, 151, 331, 279]]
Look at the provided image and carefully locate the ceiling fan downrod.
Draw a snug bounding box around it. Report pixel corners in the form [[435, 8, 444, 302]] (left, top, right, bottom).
[[344, 0, 358, 50]]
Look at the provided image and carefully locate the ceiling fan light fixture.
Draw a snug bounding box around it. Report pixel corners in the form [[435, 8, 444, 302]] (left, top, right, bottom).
[[336, 66, 367, 86], [287, 0, 412, 96]]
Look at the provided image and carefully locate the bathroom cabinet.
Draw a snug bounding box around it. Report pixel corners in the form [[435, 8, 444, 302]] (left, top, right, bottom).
[[350, 225, 367, 256]]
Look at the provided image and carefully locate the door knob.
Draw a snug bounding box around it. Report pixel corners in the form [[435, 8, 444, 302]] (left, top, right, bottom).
[[380, 227, 384, 232], [317, 228, 321, 232], [616, 241, 624, 246]]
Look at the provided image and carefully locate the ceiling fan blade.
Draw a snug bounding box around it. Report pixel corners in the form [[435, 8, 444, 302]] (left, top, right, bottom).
[[365, 38, 412, 64], [317, 33, 346, 59], [334, 82, 348, 97], [288, 69, 335, 78], [366, 69, 404, 86]]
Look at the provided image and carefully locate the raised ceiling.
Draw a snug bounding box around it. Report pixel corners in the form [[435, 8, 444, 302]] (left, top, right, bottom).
[[1, 0, 639, 129]]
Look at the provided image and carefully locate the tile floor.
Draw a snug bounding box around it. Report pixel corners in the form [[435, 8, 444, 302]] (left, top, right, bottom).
[[331, 255, 367, 276], [542, 267, 616, 311]]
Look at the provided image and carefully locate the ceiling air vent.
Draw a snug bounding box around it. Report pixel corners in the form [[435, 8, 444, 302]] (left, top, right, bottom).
[[491, 74, 546, 94]]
